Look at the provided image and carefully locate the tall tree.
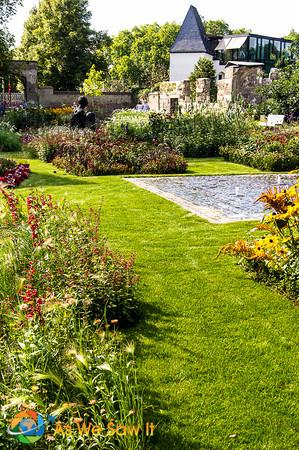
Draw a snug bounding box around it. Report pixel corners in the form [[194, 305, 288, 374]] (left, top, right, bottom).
[[284, 29, 299, 41], [0, 0, 21, 74], [105, 22, 180, 90], [0, 0, 21, 24], [204, 19, 251, 36], [189, 57, 217, 101], [17, 0, 103, 90], [204, 20, 230, 36]]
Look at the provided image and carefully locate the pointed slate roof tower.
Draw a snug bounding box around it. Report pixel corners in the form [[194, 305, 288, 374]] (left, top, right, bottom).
[[171, 5, 211, 54]]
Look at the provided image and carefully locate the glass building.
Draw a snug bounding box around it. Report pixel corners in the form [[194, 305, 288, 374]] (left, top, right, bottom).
[[213, 34, 293, 73]]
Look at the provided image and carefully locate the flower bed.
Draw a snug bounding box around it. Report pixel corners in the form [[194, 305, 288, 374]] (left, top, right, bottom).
[[106, 105, 254, 157], [0, 158, 30, 187], [220, 127, 299, 171], [0, 191, 144, 449], [221, 181, 299, 301], [29, 127, 187, 175]]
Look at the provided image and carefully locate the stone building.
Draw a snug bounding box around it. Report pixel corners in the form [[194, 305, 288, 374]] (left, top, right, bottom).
[[149, 4, 286, 113], [170, 5, 292, 82]]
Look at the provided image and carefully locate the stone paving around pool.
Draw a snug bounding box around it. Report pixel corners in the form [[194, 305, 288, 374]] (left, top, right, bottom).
[[126, 174, 298, 224]]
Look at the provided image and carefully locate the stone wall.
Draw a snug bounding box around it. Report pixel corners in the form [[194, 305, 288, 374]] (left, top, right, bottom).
[[196, 78, 210, 103], [38, 87, 133, 115], [10, 60, 39, 103], [149, 64, 275, 112], [149, 78, 211, 113], [217, 65, 264, 104]]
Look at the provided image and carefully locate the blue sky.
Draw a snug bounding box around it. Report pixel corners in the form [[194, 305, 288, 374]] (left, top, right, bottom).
[[7, 0, 299, 44]]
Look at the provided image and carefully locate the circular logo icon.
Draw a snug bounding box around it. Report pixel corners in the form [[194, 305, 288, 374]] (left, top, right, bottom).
[[8, 410, 45, 444]]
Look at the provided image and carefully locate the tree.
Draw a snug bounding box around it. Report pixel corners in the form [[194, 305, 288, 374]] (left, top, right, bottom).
[[204, 20, 230, 36], [83, 65, 103, 96], [0, 0, 21, 25], [259, 63, 299, 118], [105, 22, 180, 91], [189, 57, 217, 101], [17, 0, 105, 90], [284, 29, 299, 40], [231, 27, 251, 35], [204, 19, 251, 36], [0, 0, 21, 75]]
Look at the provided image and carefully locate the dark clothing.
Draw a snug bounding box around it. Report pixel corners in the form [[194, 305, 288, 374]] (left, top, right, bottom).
[[70, 107, 87, 129]]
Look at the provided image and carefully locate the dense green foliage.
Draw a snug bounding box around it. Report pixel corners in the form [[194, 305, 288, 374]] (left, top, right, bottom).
[[84, 23, 180, 93], [220, 127, 299, 171], [107, 110, 152, 141], [29, 127, 187, 175], [0, 128, 22, 152], [3, 107, 56, 130], [107, 106, 253, 157], [0, 0, 20, 74], [17, 0, 105, 90], [258, 64, 299, 118], [204, 19, 251, 36], [189, 57, 217, 101]]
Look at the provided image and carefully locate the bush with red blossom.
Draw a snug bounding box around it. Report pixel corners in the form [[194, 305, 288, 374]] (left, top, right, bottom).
[[0, 159, 30, 187]]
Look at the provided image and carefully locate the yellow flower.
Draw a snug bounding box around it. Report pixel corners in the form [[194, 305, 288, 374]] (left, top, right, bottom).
[[263, 235, 279, 248], [31, 385, 40, 393]]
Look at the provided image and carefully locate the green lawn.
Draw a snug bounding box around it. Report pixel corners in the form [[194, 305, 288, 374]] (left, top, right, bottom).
[[4, 155, 299, 449]]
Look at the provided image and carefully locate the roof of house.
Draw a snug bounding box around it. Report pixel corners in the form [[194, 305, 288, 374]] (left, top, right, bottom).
[[170, 5, 211, 54]]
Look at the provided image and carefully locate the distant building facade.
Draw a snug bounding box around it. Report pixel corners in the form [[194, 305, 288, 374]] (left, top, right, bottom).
[[170, 5, 293, 81]]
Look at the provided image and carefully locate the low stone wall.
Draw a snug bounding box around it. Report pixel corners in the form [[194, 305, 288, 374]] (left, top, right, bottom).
[[38, 87, 134, 115], [217, 66, 263, 104], [149, 64, 275, 112], [149, 78, 209, 113]]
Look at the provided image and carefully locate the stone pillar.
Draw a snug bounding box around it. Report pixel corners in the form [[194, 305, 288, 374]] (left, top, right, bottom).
[[196, 78, 211, 103], [148, 92, 160, 112]]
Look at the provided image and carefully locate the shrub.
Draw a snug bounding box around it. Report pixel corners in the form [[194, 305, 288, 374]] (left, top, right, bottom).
[[0, 158, 16, 175], [221, 181, 299, 301], [0, 191, 145, 448], [0, 129, 22, 152], [29, 127, 187, 175], [220, 127, 299, 171], [258, 63, 299, 119], [189, 57, 217, 101], [108, 104, 254, 157], [107, 110, 152, 141], [0, 190, 139, 326], [4, 107, 55, 130]]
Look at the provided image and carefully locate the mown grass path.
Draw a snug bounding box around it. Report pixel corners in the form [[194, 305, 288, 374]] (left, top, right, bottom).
[[8, 155, 299, 449]]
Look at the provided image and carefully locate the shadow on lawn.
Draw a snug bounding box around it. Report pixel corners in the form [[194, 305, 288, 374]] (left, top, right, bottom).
[[20, 172, 98, 188], [133, 302, 217, 450]]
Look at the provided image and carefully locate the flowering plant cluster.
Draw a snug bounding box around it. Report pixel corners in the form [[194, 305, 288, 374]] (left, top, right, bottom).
[[1, 190, 139, 325], [221, 181, 299, 300], [28, 127, 187, 175], [0, 190, 145, 449], [0, 158, 30, 187], [48, 106, 74, 115], [220, 126, 299, 171], [107, 105, 253, 157]]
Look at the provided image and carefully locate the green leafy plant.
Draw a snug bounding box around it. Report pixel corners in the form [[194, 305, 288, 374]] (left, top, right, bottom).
[[220, 127, 299, 171], [221, 181, 299, 301], [189, 57, 217, 101], [0, 129, 22, 152], [4, 107, 55, 130]]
